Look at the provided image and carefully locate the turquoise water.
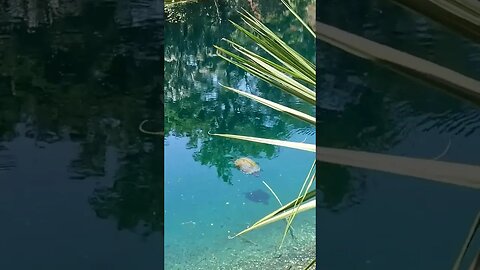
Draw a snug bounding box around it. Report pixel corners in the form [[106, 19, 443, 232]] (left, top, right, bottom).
[[164, 0, 315, 268]]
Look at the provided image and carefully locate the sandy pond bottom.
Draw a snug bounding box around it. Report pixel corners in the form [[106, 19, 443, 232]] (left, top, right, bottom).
[[165, 220, 315, 270], [164, 136, 316, 269]]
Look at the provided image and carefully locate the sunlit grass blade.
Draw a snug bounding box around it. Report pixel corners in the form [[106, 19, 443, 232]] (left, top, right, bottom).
[[281, 0, 315, 37], [229, 199, 315, 239], [304, 258, 316, 270], [165, 0, 198, 7], [215, 45, 303, 89], [237, 9, 316, 80], [215, 3, 317, 265], [225, 37, 315, 90], [262, 180, 296, 238], [222, 22, 315, 86], [315, 22, 480, 104], [215, 38, 315, 101], [215, 46, 315, 104], [452, 211, 480, 270], [219, 38, 313, 85], [219, 84, 315, 124], [211, 133, 315, 152], [252, 190, 316, 227], [230, 42, 315, 99], [391, 0, 480, 42], [317, 147, 480, 189], [279, 160, 316, 248]]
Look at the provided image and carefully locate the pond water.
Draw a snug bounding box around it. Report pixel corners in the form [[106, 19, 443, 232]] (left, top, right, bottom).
[[3, 0, 477, 269], [317, 1, 480, 269], [0, 1, 162, 269], [164, 0, 315, 269]]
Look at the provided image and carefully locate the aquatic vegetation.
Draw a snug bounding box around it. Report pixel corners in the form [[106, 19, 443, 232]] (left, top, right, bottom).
[[163, 0, 311, 183], [213, 0, 316, 268], [213, 0, 479, 268]]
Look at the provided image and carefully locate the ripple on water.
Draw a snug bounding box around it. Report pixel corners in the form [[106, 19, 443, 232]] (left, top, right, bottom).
[[415, 110, 480, 137], [0, 146, 15, 171]]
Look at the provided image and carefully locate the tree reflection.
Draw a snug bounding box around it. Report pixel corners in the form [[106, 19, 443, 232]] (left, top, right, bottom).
[[164, 0, 315, 183], [0, 0, 163, 234], [89, 140, 163, 236]]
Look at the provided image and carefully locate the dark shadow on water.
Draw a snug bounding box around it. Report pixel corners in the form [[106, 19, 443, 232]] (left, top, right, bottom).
[[317, 0, 480, 269], [0, 1, 162, 269]]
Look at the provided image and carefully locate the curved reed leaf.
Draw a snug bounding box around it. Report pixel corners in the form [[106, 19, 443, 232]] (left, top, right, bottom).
[[452, 211, 480, 270], [215, 45, 316, 104], [315, 21, 480, 105], [468, 252, 480, 270], [281, 0, 315, 37], [229, 199, 315, 239], [280, 160, 316, 248], [219, 84, 316, 125], [252, 190, 316, 227], [215, 1, 316, 264], [317, 147, 480, 189], [391, 0, 480, 42], [165, 0, 198, 7], [211, 133, 315, 152], [238, 9, 316, 79], [304, 258, 316, 270]]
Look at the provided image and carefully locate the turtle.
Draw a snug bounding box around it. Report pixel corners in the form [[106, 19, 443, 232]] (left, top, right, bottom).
[[234, 157, 260, 176]]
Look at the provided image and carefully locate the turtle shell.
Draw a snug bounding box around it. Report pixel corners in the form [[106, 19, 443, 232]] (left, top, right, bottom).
[[234, 157, 260, 175]]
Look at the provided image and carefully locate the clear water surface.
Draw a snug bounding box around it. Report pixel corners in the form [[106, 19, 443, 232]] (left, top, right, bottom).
[[0, 1, 162, 269], [317, 1, 480, 269], [164, 1, 316, 269]]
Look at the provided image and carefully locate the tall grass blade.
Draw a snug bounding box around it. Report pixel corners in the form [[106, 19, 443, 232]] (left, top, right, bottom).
[[281, 0, 315, 37], [165, 0, 198, 7], [315, 22, 480, 105], [219, 84, 316, 124], [219, 38, 313, 84], [226, 19, 315, 85], [211, 133, 315, 152], [252, 190, 316, 227], [391, 0, 480, 42], [452, 211, 480, 270], [468, 252, 480, 270], [304, 258, 316, 270], [262, 180, 296, 238], [280, 160, 316, 248], [317, 147, 480, 189], [238, 10, 316, 79], [215, 45, 316, 104], [229, 199, 315, 239]]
